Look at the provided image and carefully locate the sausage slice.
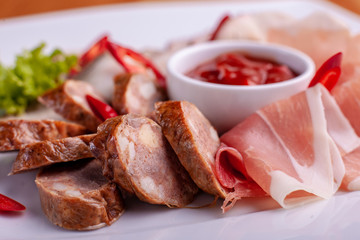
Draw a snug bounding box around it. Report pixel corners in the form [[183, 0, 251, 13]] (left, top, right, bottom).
[[112, 73, 166, 117], [0, 119, 87, 152], [10, 134, 95, 175], [35, 158, 124, 231], [90, 114, 198, 207], [38, 80, 103, 132], [155, 101, 227, 198]]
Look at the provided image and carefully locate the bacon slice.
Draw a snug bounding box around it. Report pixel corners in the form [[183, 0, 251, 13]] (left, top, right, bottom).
[[216, 84, 345, 211]]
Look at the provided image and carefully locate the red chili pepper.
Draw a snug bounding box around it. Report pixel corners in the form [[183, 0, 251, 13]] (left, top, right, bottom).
[[106, 41, 166, 88], [86, 95, 118, 121], [209, 14, 231, 41], [0, 194, 26, 212], [69, 35, 109, 76], [308, 52, 342, 92]]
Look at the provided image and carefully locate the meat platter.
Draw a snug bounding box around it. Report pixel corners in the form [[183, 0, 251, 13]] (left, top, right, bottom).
[[2, 1, 360, 239]]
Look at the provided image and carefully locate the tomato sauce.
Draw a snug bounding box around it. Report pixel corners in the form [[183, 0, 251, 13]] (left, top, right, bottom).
[[186, 52, 297, 85]]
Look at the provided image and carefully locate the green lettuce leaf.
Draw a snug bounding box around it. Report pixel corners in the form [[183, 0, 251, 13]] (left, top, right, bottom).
[[0, 43, 77, 116]]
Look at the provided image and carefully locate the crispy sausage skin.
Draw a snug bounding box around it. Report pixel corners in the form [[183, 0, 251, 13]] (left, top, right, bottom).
[[10, 134, 95, 175], [38, 80, 103, 132], [155, 101, 227, 198], [90, 114, 198, 207], [0, 119, 87, 152], [35, 158, 124, 231]]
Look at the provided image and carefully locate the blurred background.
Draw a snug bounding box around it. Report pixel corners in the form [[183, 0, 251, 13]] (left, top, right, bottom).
[[1, 0, 359, 19]]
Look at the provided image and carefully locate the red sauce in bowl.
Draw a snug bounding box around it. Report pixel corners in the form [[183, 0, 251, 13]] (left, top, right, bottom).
[[186, 51, 297, 85]]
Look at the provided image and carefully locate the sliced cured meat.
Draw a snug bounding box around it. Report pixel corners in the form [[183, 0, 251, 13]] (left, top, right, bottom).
[[215, 12, 294, 42], [265, 12, 360, 89], [90, 114, 198, 207], [0, 119, 86, 152], [331, 78, 360, 191], [333, 77, 360, 137], [341, 148, 360, 191], [112, 73, 166, 117], [337, 34, 360, 87], [10, 134, 95, 175], [38, 80, 103, 132], [35, 158, 124, 230], [215, 143, 268, 211], [216, 85, 345, 210], [319, 84, 360, 155], [267, 12, 351, 68], [155, 100, 227, 198]]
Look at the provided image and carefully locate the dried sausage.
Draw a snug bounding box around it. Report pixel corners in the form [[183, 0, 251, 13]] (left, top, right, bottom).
[[112, 73, 166, 117], [155, 101, 227, 198], [11, 134, 95, 174], [0, 119, 86, 152], [90, 114, 198, 207], [38, 80, 103, 132], [35, 158, 124, 230]]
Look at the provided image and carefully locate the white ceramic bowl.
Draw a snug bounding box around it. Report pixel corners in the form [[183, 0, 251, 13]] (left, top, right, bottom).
[[167, 40, 315, 133]]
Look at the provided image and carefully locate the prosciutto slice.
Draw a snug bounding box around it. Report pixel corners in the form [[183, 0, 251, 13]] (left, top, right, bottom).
[[333, 78, 360, 137], [341, 148, 360, 191], [331, 78, 360, 190], [265, 12, 360, 89], [216, 84, 347, 211]]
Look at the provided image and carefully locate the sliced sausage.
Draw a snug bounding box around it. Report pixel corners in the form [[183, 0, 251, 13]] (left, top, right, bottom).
[[112, 73, 166, 117], [10, 134, 95, 175], [38, 80, 103, 132], [35, 158, 124, 231], [90, 114, 198, 207], [0, 119, 87, 152], [155, 100, 227, 198]]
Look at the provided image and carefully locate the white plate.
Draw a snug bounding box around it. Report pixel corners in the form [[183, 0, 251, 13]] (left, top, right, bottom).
[[2, 1, 360, 239]]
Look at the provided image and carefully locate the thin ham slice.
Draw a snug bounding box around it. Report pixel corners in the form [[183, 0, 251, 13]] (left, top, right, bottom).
[[265, 12, 360, 89], [341, 148, 360, 191], [333, 77, 360, 137], [331, 77, 360, 191], [216, 84, 346, 211], [267, 12, 351, 68], [250, 12, 360, 196], [215, 12, 294, 42], [215, 143, 267, 211]]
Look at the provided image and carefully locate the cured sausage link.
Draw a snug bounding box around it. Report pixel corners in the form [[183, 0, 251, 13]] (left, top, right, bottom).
[[10, 134, 96, 175], [38, 80, 103, 132], [90, 114, 198, 207], [112, 73, 166, 117], [35, 158, 125, 231], [154, 101, 227, 198], [0, 119, 87, 152]]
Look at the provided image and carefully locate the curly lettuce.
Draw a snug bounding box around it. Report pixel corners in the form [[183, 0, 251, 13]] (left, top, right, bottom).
[[0, 43, 77, 116]]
